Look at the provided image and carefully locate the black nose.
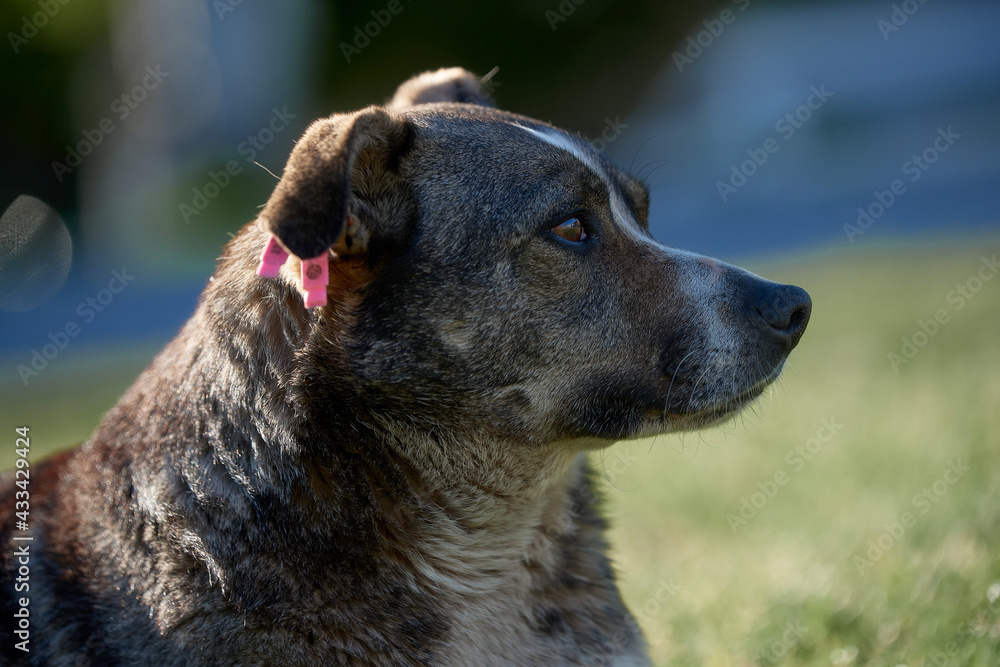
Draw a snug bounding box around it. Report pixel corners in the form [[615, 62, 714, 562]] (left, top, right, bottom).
[[746, 283, 812, 351]]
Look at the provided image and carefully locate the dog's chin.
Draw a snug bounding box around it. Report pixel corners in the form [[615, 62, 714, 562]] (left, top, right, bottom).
[[675, 379, 770, 430], [627, 367, 784, 440]]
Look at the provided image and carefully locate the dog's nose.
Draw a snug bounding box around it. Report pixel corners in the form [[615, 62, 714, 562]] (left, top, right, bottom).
[[746, 283, 812, 351]]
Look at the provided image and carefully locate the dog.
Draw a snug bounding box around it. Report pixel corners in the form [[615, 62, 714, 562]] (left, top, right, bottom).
[[1, 67, 810, 665]]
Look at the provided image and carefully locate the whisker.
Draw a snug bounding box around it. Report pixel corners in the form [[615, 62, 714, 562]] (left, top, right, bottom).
[[628, 134, 669, 174], [662, 350, 697, 421], [636, 159, 672, 180]]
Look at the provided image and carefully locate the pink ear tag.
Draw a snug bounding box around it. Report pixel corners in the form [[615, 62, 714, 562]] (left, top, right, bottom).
[[300, 255, 329, 309], [256, 234, 329, 309], [256, 235, 289, 277]]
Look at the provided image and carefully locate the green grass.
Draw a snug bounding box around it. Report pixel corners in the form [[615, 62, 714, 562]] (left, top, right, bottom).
[[599, 236, 1000, 666], [2, 235, 998, 665], [0, 343, 164, 469]]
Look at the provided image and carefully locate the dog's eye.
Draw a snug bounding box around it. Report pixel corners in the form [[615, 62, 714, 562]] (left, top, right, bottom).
[[551, 217, 587, 243]]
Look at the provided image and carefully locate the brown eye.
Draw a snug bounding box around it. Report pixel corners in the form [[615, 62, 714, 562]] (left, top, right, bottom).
[[551, 217, 587, 243]]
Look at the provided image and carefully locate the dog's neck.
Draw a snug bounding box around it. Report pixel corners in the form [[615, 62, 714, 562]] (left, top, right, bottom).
[[87, 240, 588, 606], [374, 419, 585, 592]]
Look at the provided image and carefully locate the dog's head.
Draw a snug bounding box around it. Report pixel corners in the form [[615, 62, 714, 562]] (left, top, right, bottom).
[[242, 67, 810, 448]]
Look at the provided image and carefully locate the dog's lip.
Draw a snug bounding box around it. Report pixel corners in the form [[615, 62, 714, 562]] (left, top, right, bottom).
[[720, 378, 771, 409], [653, 366, 783, 422]]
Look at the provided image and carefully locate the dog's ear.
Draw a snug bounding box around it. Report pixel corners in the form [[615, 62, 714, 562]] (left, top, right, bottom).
[[389, 67, 494, 109], [258, 106, 414, 263]]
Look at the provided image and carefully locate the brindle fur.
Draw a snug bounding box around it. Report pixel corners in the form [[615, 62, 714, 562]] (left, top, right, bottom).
[[0, 68, 810, 665]]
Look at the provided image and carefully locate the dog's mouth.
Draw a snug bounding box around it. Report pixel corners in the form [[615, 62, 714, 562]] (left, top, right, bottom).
[[688, 373, 775, 421], [644, 364, 785, 432]]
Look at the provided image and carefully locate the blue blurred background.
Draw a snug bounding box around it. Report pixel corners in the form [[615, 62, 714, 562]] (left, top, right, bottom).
[[1, 0, 998, 415]]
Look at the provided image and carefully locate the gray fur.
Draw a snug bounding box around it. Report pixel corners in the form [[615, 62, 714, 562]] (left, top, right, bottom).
[[0, 68, 809, 665]]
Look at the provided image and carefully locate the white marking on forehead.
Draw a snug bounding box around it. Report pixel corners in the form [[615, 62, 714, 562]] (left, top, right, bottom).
[[512, 123, 657, 248], [515, 124, 603, 179]]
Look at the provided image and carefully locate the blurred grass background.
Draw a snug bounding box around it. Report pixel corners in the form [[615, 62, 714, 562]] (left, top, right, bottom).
[[3, 235, 997, 665]]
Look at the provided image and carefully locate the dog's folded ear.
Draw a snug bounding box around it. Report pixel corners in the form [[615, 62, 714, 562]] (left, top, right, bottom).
[[260, 68, 490, 265], [389, 67, 494, 109], [258, 106, 414, 263]]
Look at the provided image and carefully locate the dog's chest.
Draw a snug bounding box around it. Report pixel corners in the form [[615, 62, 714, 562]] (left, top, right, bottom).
[[397, 520, 650, 665], [438, 592, 651, 667]]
